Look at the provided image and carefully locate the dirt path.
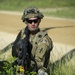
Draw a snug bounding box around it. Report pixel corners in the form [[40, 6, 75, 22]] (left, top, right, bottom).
[[0, 11, 75, 61], [0, 12, 75, 46]]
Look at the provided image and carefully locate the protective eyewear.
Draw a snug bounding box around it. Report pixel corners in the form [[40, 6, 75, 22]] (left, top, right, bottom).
[[26, 19, 38, 24]]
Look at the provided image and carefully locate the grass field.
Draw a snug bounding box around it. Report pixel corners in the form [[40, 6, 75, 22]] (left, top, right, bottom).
[[0, 0, 75, 19]]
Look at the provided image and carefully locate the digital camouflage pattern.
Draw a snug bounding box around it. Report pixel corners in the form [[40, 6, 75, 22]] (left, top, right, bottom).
[[21, 6, 44, 22], [12, 6, 53, 74], [12, 28, 53, 72]]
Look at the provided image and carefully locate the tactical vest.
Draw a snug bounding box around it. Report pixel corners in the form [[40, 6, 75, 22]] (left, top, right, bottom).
[[31, 31, 47, 57], [21, 29, 47, 57]]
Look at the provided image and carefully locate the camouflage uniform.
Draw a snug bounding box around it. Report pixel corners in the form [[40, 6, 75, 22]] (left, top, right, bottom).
[[12, 6, 53, 74], [12, 28, 53, 69]]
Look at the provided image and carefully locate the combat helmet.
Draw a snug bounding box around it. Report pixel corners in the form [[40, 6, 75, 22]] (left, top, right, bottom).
[[21, 6, 44, 22]]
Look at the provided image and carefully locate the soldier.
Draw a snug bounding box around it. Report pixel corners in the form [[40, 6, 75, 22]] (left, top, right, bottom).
[[12, 6, 53, 75]]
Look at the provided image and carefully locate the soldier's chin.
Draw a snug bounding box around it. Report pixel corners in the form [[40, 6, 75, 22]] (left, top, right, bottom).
[[29, 28, 39, 31]]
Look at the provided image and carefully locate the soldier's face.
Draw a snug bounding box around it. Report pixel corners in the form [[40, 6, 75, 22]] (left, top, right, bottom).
[[26, 18, 40, 31]]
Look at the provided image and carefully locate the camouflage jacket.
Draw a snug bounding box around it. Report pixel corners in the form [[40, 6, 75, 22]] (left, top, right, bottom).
[[12, 27, 53, 71]]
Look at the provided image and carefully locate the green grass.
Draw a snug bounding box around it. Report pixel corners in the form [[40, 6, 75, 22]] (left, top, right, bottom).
[[0, 54, 75, 75], [0, 47, 75, 75], [42, 7, 75, 19], [0, 0, 75, 10], [0, 0, 75, 19], [48, 54, 75, 75]]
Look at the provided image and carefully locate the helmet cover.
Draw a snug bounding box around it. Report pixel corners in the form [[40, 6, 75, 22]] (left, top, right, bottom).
[[22, 6, 44, 22]]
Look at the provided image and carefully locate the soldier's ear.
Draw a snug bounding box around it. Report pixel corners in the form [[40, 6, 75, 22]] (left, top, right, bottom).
[[25, 20, 27, 24], [38, 19, 41, 23]]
